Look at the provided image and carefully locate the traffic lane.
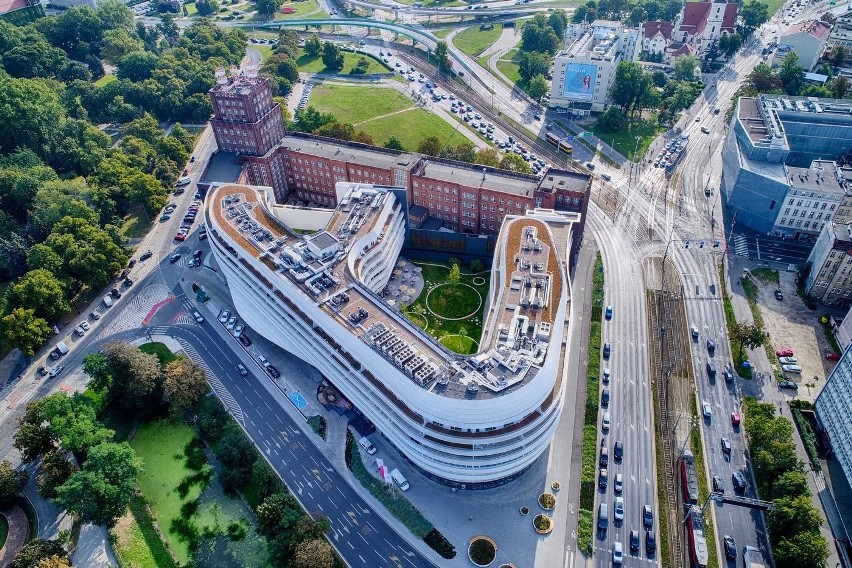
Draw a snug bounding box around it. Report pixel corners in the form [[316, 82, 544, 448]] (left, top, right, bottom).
[[167, 325, 436, 568]]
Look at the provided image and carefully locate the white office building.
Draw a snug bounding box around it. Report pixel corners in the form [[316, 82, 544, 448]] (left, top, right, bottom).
[[205, 181, 579, 487], [549, 20, 641, 114]]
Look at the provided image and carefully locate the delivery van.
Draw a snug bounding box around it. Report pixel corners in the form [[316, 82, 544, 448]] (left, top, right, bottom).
[[390, 468, 409, 491]]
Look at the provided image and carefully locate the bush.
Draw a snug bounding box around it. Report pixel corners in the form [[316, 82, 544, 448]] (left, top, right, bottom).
[[791, 408, 821, 471], [344, 430, 354, 469], [307, 415, 327, 440], [468, 537, 496, 565], [577, 509, 593, 556], [538, 493, 556, 509], [424, 528, 456, 559]]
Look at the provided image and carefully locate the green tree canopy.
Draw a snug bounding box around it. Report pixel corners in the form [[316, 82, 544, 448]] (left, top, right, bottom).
[[321, 41, 344, 71], [0, 459, 29, 507], [10, 539, 67, 568], [434, 41, 451, 72], [499, 153, 533, 174], [163, 358, 208, 417], [2, 307, 51, 356], [417, 137, 443, 157], [45, 216, 128, 291], [528, 74, 549, 101], [672, 55, 698, 81], [12, 269, 70, 322]]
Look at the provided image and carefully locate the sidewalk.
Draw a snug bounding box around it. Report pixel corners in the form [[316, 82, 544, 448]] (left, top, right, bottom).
[[723, 255, 842, 568]]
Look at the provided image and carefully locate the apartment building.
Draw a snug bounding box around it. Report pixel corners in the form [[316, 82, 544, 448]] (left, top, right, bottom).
[[816, 346, 852, 489], [825, 13, 852, 64]]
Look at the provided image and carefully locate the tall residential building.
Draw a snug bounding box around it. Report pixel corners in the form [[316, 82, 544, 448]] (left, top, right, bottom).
[[804, 221, 852, 306], [209, 66, 286, 158], [548, 20, 641, 114], [205, 181, 579, 486], [816, 346, 852, 489], [721, 95, 852, 240]]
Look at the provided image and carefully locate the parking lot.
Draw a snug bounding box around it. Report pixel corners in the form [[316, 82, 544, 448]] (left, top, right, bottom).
[[745, 267, 838, 398]]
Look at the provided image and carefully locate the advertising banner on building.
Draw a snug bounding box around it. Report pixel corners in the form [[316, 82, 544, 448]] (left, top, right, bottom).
[[561, 63, 597, 101]]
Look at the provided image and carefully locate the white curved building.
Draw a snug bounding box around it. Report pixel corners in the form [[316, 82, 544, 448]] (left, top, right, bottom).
[[206, 182, 579, 487]]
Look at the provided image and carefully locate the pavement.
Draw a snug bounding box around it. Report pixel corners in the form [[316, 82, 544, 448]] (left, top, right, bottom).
[[72, 523, 119, 568], [0, 504, 28, 566]]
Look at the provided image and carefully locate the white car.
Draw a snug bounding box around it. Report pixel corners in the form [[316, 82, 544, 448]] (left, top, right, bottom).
[[613, 541, 623, 564], [226, 316, 237, 330], [778, 356, 798, 364], [80, 321, 90, 331], [219, 310, 230, 323], [614, 496, 624, 521], [702, 401, 712, 419], [602, 412, 611, 432], [49, 365, 64, 378], [614, 473, 623, 493], [233, 324, 244, 337]]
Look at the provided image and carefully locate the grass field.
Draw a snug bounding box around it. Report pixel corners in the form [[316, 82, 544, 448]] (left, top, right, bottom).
[[452, 24, 503, 57], [307, 84, 413, 125], [0, 513, 7, 550], [360, 108, 468, 153], [585, 116, 664, 161], [112, 494, 178, 568], [120, 205, 152, 240], [496, 48, 521, 85], [272, 0, 321, 19], [765, 0, 785, 16], [95, 74, 117, 87], [296, 51, 390, 75], [139, 342, 178, 367]]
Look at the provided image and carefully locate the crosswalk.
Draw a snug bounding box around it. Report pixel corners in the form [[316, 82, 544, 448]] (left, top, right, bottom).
[[171, 336, 245, 425], [731, 234, 750, 257], [98, 284, 173, 338]]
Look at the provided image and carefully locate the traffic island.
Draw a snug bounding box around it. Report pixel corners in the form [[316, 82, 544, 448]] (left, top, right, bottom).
[[468, 536, 497, 566]]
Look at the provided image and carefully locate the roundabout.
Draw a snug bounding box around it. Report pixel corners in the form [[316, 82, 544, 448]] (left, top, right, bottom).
[[425, 283, 483, 321]]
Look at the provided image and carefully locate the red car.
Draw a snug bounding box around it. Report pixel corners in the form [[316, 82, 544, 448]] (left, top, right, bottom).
[[731, 412, 741, 426], [175, 232, 187, 241], [826, 352, 841, 361], [776, 348, 794, 357]]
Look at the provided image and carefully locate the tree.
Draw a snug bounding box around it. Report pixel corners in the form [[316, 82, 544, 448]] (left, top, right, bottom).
[[768, 496, 824, 546], [383, 136, 405, 151], [417, 137, 443, 157], [102, 341, 162, 411], [719, 33, 743, 59], [195, 0, 219, 16], [610, 61, 651, 115], [475, 148, 500, 167], [35, 556, 71, 568], [37, 452, 78, 500], [829, 47, 847, 69], [779, 51, 805, 95], [746, 63, 782, 94], [116, 50, 159, 82], [10, 540, 67, 568], [499, 153, 533, 174], [256, 0, 284, 17], [100, 29, 143, 64], [96, 0, 134, 30], [673, 55, 698, 81], [321, 42, 344, 71], [774, 531, 830, 568], [293, 539, 335, 568], [0, 77, 66, 158], [448, 262, 461, 285], [217, 430, 256, 493], [304, 34, 322, 58], [772, 469, 809, 500], [441, 142, 476, 163], [293, 107, 336, 133], [0, 460, 29, 506], [12, 269, 70, 322], [163, 358, 208, 417], [518, 51, 550, 82], [528, 74, 549, 101], [829, 76, 850, 99], [469, 258, 484, 273], [740, 0, 770, 35], [2, 308, 51, 356], [730, 322, 767, 359], [45, 216, 129, 292], [434, 41, 451, 72], [54, 442, 142, 526], [156, 12, 179, 39], [597, 106, 623, 131], [257, 491, 303, 537]]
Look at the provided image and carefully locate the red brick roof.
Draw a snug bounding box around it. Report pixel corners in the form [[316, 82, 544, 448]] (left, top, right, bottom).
[[722, 3, 739, 31], [784, 19, 832, 41], [680, 2, 712, 35], [644, 20, 674, 40], [0, 0, 29, 13], [668, 43, 697, 57]]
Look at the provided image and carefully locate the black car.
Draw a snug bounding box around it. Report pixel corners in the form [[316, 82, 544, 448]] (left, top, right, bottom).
[[193, 250, 203, 259], [601, 388, 610, 407], [723, 535, 737, 559], [139, 250, 153, 261], [266, 365, 281, 378], [707, 339, 716, 354], [239, 334, 252, 347], [774, 289, 784, 300], [645, 529, 656, 554], [169, 253, 181, 263], [630, 530, 640, 552], [123, 278, 133, 287], [707, 362, 717, 378], [128, 259, 136, 268], [110, 288, 122, 298], [643, 504, 653, 528], [603, 343, 611, 359], [614, 440, 623, 461], [732, 471, 747, 494]]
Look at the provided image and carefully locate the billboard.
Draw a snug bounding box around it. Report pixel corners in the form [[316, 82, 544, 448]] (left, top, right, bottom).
[[561, 63, 597, 101]]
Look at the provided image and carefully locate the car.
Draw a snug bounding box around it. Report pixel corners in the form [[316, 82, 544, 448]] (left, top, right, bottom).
[[707, 362, 717, 378], [732, 471, 747, 493], [723, 369, 733, 382], [645, 529, 656, 554], [731, 411, 741, 425], [702, 401, 712, 419], [701, 126, 710, 134], [90, 311, 100, 320], [474, 113, 481, 119], [782, 364, 802, 373], [614, 472, 623, 493], [612, 541, 623, 564], [175, 232, 187, 241], [695, 116, 701, 122], [239, 334, 252, 347], [721, 437, 732, 453], [774, 289, 784, 300], [602, 412, 611, 432], [49, 365, 64, 378], [139, 250, 153, 261], [712, 474, 724, 492], [779, 380, 799, 390], [236, 364, 248, 376], [601, 388, 610, 406], [642, 504, 653, 528], [74, 325, 85, 337], [219, 310, 230, 323], [714, 107, 721, 114], [266, 365, 281, 378], [169, 253, 181, 263], [603, 368, 610, 382], [724, 535, 737, 559], [80, 321, 90, 331], [193, 250, 203, 259], [614, 497, 624, 522], [124, 278, 133, 287], [630, 530, 640, 552], [779, 356, 798, 364], [614, 440, 623, 460], [534, 113, 542, 121], [776, 348, 794, 357], [826, 352, 841, 361], [111, 288, 122, 299], [233, 324, 244, 337], [585, 161, 596, 170], [603, 343, 611, 359], [226, 316, 237, 330], [707, 339, 716, 354], [605, 305, 613, 320]]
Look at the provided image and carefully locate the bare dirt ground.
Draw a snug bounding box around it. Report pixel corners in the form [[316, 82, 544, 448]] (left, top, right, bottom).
[[748, 268, 838, 400]]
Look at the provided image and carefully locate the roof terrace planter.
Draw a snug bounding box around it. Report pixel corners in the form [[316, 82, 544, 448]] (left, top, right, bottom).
[[468, 536, 498, 567], [538, 492, 556, 510]]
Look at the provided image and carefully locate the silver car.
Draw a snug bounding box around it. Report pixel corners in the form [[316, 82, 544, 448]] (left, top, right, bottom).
[[226, 316, 237, 330]]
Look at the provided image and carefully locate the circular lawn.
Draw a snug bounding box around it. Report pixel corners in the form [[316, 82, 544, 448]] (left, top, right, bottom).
[[426, 283, 482, 320]]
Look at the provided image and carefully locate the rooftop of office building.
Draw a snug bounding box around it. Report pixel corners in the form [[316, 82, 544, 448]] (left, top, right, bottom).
[[560, 20, 624, 59], [207, 182, 576, 401], [280, 133, 420, 171], [787, 160, 850, 194]]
